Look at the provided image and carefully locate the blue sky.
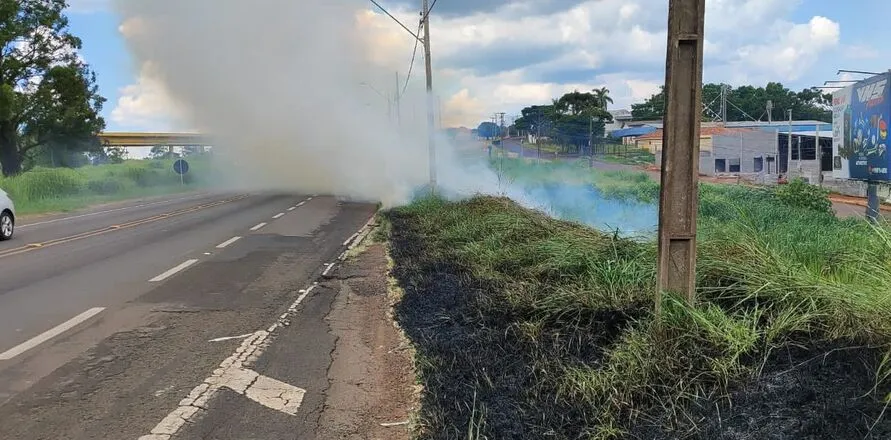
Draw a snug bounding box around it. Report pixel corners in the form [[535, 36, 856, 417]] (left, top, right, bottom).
[[66, 0, 891, 130]]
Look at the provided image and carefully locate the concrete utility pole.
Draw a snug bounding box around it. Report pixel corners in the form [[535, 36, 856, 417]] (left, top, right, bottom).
[[656, 0, 706, 311], [422, 0, 436, 192]]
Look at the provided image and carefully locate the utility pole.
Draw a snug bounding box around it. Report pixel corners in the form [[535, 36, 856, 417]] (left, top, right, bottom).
[[720, 84, 728, 126], [656, 0, 706, 311], [766, 100, 773, 124], [421, 0, 436, 193], [788, 109, 796, 175]]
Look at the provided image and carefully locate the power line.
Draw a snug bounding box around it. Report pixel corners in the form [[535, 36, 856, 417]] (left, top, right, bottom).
[[421, 0, 439, 24], [402, 20, 422, 95], [368, 0, 421, 42]]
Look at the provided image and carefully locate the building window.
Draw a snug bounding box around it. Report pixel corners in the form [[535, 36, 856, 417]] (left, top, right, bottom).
[[790, 136, 817, 161], [715, 159, 726, 173], [754, 157, 764, 173], [729, 158, 741, 173]]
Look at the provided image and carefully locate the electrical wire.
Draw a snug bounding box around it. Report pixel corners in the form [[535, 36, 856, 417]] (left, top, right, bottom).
[[402, 20, 422, 95], [404, 0, 439, 94]]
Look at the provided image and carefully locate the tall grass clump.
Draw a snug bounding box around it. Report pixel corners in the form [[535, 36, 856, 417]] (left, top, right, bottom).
[[387, 164, 891, 439], [0, 158, 208, 214]]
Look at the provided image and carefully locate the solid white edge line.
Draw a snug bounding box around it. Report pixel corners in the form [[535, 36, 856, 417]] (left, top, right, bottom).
[[250, 222, 267, 231], [0, 307, 106, 360], [342, 233, 358, 247], [216, 236, 242, 249], [149, 259, 199, 282], [272, 213, 285, 219]]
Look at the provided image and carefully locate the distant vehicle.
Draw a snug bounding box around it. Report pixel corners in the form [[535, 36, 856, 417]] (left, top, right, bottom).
[[0, 188, 15, 240]]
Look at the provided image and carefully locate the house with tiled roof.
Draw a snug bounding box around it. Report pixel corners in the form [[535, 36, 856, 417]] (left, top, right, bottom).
[[638, 126, 783, 176]]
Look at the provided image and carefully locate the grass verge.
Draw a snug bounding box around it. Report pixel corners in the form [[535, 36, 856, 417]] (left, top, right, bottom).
[[385, 162, 891, 439], [0, 158, 210, 216]]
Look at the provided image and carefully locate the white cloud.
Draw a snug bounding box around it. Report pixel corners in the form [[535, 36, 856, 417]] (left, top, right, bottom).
[[110, 62, 190, 132], [107, 0, 849, 129]]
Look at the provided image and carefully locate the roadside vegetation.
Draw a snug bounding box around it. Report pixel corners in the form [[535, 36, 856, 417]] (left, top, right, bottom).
[[0, 158, 208, 215], [385, 159, 890, 439]]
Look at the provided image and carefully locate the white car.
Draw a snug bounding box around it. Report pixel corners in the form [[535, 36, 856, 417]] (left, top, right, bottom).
[[0, 188, 15, 241]]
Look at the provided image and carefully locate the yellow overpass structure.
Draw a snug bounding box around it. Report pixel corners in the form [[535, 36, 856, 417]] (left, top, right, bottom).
[[98, 132, 211, 147]]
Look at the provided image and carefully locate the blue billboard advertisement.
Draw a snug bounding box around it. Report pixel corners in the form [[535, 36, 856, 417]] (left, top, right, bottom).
[[846, 72, 891, 180]]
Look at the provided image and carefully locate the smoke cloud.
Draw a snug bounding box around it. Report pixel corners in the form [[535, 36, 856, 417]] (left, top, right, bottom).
[[112, 0, 499, 206]]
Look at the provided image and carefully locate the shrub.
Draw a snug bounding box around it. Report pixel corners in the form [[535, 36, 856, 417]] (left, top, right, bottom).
[[87, 178, 125, 195], [0, 168, 85, 201], [773, 177, 832, 214]]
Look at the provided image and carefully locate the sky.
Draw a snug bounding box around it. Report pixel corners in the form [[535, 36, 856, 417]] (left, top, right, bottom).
[[66, 0, 891, 132]]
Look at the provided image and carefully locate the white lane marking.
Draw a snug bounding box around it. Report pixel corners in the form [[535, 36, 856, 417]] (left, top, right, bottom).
[[20, 193, 210, 228], [216, 236, 242, 249], [342, 233, 358, 247], [321, 263, 335, 277], [140, 285, 318, 439], [0, 307, 106, 360], [208, 333, 254, 343], [250, 223, 267, 231], [140, 217, 376, 439], [287, 207, 296, 211], [149, 260, 199, 282], [296, 201, 306, 207], [272, 213, 285, 219]]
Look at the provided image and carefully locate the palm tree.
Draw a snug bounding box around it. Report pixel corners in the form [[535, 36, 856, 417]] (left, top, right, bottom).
[[592, 87, 613, 110]]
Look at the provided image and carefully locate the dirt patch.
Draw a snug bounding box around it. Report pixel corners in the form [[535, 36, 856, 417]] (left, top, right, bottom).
[[316, 242, 417, 440]]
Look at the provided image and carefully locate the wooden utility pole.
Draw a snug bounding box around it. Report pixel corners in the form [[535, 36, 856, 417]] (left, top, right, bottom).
[[422, 0, 436, 193], [656, 0, 706, 312]]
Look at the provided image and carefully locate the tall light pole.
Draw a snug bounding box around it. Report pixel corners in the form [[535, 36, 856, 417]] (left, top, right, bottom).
[[656, 0, 706, 313]]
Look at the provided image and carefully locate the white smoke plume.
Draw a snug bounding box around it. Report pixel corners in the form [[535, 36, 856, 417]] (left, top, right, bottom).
[[112, 0, 501, 207]]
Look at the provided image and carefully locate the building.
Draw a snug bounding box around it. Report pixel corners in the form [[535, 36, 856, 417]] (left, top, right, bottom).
[[640, 127, 781, 176]]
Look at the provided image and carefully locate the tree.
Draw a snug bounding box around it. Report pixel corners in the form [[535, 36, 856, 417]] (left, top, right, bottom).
[[477, 122, 499, 139], [592, 87, 613, 111], [150, 145, 172, 159], [631, 86, 666, 120], [105, 146, 127, 163], [632, 82, 833, 123], [0, 0, 106, 176]]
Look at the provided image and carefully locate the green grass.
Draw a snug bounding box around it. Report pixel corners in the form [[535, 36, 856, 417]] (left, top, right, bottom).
[[599, 148, 655, 166], [0, 158, 211, 216], [386, 159, 891, 438]]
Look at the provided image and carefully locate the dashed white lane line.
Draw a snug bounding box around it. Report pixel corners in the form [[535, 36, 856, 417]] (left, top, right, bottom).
[[139, 216, 377, 440], [287, 207, 296, 211], [216, 236, 242, 249], [296, 201, 306, 207], [272, 213, 285, 219], [0, 307, 106, 360], [249, 222, 267, 231], [149, 259, 199, 282], [208, 333, 254, 343]]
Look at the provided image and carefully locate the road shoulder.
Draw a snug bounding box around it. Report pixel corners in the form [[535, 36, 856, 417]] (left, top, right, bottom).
[[317, 240, 418, 439]]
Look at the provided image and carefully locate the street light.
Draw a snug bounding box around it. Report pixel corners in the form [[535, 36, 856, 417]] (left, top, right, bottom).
[[589, 116, 601, 168]]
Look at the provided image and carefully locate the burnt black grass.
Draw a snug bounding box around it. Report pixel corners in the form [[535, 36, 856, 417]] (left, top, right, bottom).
[[385, 160, 891, 439]]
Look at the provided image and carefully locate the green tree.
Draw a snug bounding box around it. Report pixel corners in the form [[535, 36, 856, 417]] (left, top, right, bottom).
[[592, 87, 613, 111], [105, 146, 127, 164], [634, 82, 832, 123], [631, 86, 666, 120], [0, 0, 106, 176]]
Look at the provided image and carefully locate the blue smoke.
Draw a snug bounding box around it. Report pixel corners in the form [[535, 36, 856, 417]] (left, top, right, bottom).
[[522, 183, 657, 237]]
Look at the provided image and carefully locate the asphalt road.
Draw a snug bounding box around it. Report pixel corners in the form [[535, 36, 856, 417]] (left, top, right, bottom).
[[0, 191, 377, 439]]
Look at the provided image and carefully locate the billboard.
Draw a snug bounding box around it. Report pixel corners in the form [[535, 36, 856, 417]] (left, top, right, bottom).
[[833, 72, 891, 181]]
